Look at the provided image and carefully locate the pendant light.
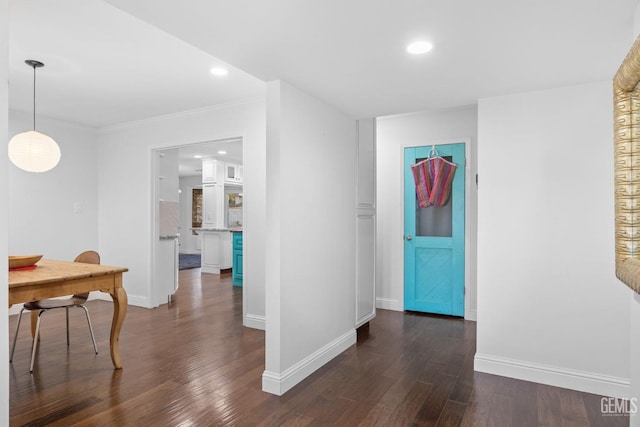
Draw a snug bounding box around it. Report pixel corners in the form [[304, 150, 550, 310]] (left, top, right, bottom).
[[8, 60, 61, 173]]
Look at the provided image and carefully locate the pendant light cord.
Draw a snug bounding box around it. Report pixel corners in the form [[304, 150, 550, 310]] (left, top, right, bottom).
[[25, 60, 44, 131], [32, 63, 36, 131]]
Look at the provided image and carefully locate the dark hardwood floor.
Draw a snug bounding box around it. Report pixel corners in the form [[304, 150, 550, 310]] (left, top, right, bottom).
[[9, 269, 629, 426]]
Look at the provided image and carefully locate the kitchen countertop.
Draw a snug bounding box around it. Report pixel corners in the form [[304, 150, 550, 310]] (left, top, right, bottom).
[[159, 234, 179, 240], [191, 227, 242, 233]]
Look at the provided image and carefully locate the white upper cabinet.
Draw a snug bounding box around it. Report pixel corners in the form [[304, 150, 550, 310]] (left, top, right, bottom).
[[202, 159, 218, 183], [224, 162, 243, 184]]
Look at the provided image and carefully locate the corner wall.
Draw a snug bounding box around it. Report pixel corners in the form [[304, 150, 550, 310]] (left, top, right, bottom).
[[628, 6, 640, 424], [0, 0, 9, 422], [475, 81, 632, 397], [375, 106, 478, 318], [263, 81, 357, 395]]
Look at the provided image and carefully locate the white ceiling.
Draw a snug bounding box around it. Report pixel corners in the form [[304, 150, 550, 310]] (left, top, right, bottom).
[[9, 0, 265, 129], [8, 0, 638, 129], [103, 0, 637, 119], [177, 138, 242, 177]]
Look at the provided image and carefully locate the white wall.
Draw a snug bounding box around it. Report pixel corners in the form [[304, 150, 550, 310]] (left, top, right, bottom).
[[8, 111, 99, 260], [263, 81, 357, 395], [178, 175, 202, 254], [475, 81, 632, 398], [375, 106, 478, 319], [8, 112, 100, 315], [634, 0, 640, 39], [0, 0, 9, 422], [97, 99, 266, 329], [628, 7, 640, 424]]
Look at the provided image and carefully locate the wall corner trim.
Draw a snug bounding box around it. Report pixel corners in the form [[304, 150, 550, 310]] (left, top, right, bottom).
[[474, 353, 630, 399], [262, 329, 356, 396], [244, 314, 266, 330]]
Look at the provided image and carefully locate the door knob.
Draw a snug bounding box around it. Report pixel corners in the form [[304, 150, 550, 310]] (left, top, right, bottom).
[[405, 235, 412, 241]]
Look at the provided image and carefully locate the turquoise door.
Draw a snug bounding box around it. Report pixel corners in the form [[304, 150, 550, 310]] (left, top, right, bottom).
[[404, 143, 465, 316]]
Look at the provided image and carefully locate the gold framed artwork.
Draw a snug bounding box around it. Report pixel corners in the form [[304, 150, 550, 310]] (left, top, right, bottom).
[[614, 35, 640, 292]]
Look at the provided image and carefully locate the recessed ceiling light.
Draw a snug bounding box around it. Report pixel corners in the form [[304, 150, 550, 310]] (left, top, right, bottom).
[[407, 40, 433, 55], [210, 67, 229, 77], [194, 154, 202, 159], [217, 150, 227, 155]]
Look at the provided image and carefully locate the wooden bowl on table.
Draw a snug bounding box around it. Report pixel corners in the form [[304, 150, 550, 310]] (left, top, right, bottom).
[[9, 255, 43, 270]]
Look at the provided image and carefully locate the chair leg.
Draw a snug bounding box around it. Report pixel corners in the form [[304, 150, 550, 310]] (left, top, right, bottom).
[[30, 310, 45, 373], [65, 307, 70, 346], [80, 305, 98, 354], [10, 308, 26, 363]]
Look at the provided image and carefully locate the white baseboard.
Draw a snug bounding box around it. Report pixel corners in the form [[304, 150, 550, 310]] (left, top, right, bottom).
[[244, 314, 265, 330], [9, 304, 23, 316], [262, 329, 357, 396], [474, 353, 630, 399], [465, 308, 477, 321], [126, 294, 152, 308], [93, 292, 151, 308], [89, 292, 150, 308], [376, 297, 403, 311], [356, 312, 375, 328]]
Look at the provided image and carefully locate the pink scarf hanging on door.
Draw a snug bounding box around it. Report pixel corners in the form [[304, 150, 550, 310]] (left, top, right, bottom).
[[410, 155, 458, 208]]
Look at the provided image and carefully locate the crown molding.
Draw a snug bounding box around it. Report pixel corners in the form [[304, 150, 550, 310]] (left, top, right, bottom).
[[98, 96, 265, 134]]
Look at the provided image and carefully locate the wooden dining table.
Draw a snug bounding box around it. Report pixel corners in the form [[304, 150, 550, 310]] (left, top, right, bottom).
[[9, 259, 128, 369]]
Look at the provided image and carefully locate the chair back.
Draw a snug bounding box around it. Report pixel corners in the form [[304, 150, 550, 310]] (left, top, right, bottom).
[[73, 251, 100, 300], [74, 250, 100, 265]]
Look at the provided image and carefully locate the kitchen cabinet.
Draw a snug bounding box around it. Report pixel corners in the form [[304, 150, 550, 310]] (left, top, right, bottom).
[[158, 236, 179, 303], [224, 162, 243, 184], [201, 230, 232, 274], [232, 232, 243, 286], [202, 159, 218, 183], [202, 184, 224, 229]]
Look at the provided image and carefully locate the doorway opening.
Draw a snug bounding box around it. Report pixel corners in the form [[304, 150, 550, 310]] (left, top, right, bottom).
[[151, 137, 244, 307]]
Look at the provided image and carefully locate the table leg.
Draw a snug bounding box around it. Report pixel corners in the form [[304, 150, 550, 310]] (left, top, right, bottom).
[[30, 310, 41, 341], [109, 286, 128, 369]]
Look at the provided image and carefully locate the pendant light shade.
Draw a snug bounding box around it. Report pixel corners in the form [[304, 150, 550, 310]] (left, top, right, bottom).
[[8, 60, 61, 173], [8, 130, 61, 172]]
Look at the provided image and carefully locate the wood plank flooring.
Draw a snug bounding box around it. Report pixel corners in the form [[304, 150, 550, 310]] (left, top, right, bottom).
[[9, 269, 630, 426]]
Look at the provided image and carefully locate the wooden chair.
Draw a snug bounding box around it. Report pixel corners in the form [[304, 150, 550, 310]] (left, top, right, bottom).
[[10, 250, 100, 372]]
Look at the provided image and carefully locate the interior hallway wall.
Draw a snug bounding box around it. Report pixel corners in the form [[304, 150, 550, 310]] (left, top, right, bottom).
[[476, 81, 632, 398], [97, 99, 267, 330], [263, 80, 357, 395], [375, 105, 478, 319]]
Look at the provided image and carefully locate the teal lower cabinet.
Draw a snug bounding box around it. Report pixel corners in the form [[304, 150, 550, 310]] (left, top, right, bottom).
[[232, 231, 243, 286]]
